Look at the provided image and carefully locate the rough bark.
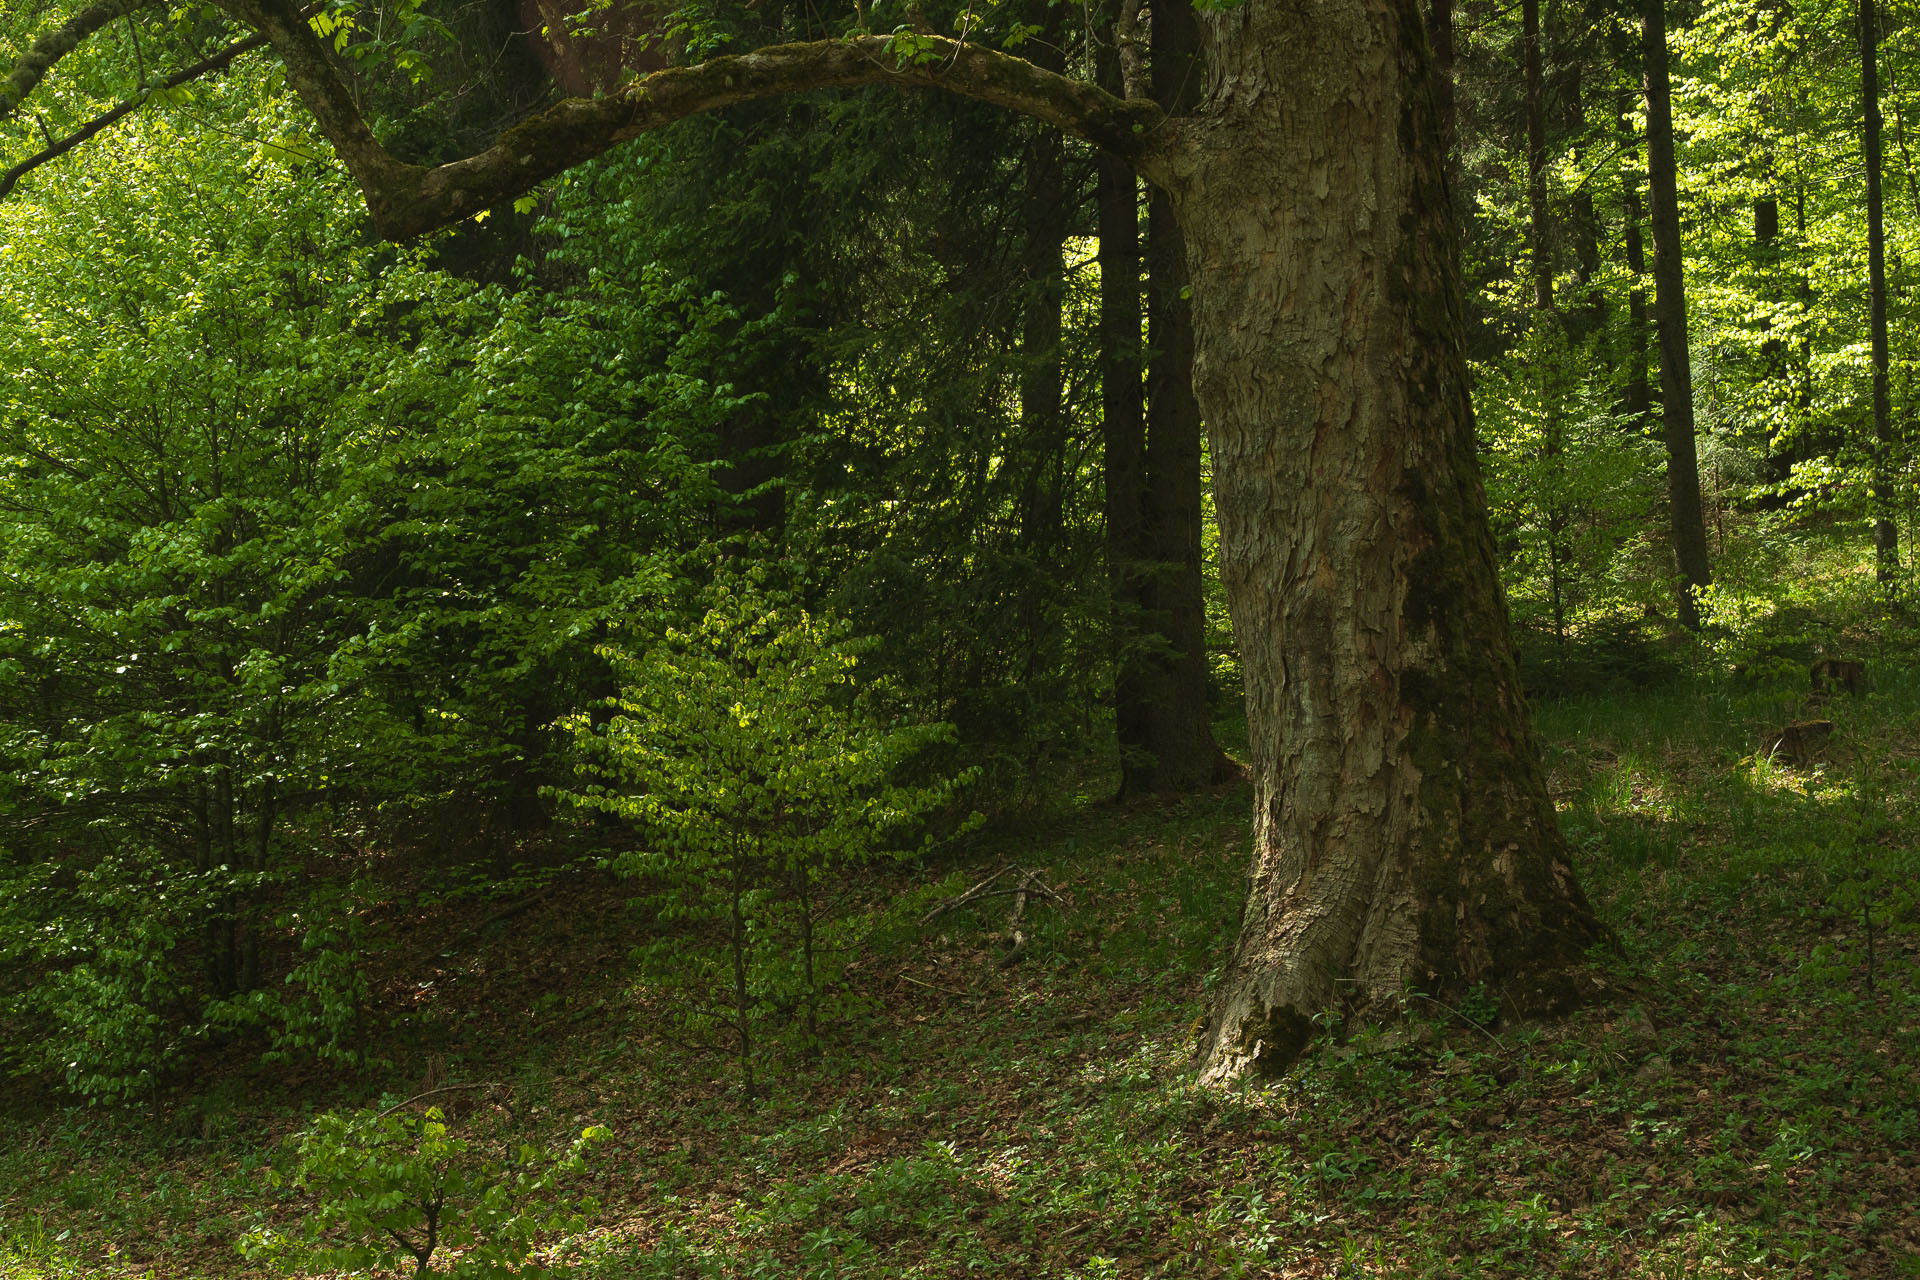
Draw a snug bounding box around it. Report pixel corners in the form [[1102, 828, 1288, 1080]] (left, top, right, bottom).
[[1641, 0, 1713, 629], [1860, 0, 1899, 583], [1171, 0, 1609, 1079], [1425, 0, 1456, 159]]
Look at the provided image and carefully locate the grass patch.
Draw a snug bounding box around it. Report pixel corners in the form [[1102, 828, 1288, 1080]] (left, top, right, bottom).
[[3, 677, 1917, 1278]]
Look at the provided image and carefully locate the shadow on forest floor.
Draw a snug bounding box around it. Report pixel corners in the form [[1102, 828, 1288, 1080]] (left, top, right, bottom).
[[3, 677, 1918, 1279]]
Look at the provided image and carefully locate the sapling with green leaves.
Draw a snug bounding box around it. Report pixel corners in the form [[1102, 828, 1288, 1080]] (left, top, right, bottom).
[[241, 1099, 608, 1279], [554, 568, 975, 1094]]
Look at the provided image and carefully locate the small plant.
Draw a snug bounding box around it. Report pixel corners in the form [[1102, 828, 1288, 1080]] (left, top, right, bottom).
[[241, 1098, 607, 1278], [205, 872, 380, 1070], [553, 563, 976, 1094]]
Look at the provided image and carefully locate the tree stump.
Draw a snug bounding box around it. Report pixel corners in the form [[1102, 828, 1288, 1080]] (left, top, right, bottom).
[[1763, 720, 1833, 765]]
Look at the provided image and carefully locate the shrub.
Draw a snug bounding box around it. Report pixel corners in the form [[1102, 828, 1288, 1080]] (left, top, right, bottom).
[[553, 564, 977, 1094], [241, 1100, 607, 1278]]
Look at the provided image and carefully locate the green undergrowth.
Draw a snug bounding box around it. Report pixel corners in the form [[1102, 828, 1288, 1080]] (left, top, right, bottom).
[[4, 675, 1918, 1279]]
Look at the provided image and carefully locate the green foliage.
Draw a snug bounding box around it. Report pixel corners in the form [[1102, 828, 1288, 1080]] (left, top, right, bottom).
[[1475, 323, 1662, 639], [208, 872, 380, 1069], [0, 847, 217, 1103], [545, 88, 1122, 809], [0, 83, 753, 1099], [554, 562, 977, 1090], [242, 1103, 608, 1278]]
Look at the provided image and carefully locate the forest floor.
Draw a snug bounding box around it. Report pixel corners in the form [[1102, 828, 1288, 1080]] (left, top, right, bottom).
[[3, 665, 1918, 1279]]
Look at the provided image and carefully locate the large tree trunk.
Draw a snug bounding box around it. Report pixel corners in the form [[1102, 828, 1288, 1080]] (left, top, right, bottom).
[[1137, 197, 1232, 791], [1425, 0, 1456, 159], [1641, 0, 1713, 629], [1173, 0, 1610, 1079]]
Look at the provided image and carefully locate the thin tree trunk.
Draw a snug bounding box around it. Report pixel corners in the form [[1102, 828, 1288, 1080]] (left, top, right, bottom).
[[729, 834, 755, 1099], [1557, 58, 1603, 340], [793, 862, 818, 1055], [1522, 0, 1568, 643], [1861, 0, 1899, 583], [1754, 187, 1794, 499], [717, 402, 786, 537], [1522, 0, 1552, 315], [1133, 0, 1236, 792], [1184, 0, 1611, 1079], [1017, 12, 1070, 695], [1101, 125, 1152, 794], [1641, 0, 1713, 628], [241, 774, 275, 992], [1618, 88, 1652, 440], [212, 763, 238, 997], [194, 782, 235, 998]]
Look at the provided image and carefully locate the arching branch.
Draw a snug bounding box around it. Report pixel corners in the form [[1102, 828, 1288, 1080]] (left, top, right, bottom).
[[217, 0, 1168, 240], [0, 31, 270, 200], [8, 0, 1171, 238], [0, 0, 164, 121]]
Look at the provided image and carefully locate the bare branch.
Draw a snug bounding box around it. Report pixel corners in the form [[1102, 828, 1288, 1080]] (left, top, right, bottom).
[[216, 0, 1168, 240], [0, 31, 270, 201], [372, 1082, 508, 1119], [1116, 0, 1145, 100], [0, 0, 163, 122]]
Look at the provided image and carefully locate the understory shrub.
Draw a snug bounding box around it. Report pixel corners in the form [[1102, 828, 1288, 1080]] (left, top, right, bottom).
[[242, 1100, 608, 1279], [552, 563, 977, 1094]]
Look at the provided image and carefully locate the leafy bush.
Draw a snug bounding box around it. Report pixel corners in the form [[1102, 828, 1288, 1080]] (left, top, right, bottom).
[[553, 563, 977, 1093], [204, 872, 379, 1069], [0, 101, 752, 1100], [241, 1101, 607, 1278], [0, 848, 230, 1103]]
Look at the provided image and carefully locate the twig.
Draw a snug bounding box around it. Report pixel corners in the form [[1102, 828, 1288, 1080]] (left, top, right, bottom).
[[899, 973, 969, 997], [1408, 992, 1506, 1049], [919, 866, 1068, 922], [931, 886, 1049, 909], [918, 864, 1014, 922], [374, 1083, 506, 1119], [0, 32, 269, 201]]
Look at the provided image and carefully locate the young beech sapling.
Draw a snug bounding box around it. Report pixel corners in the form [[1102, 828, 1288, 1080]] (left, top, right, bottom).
[[552, 568, 976, 1095], [242, 1099, 607, 1279]]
